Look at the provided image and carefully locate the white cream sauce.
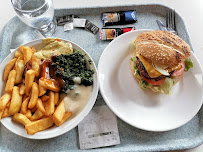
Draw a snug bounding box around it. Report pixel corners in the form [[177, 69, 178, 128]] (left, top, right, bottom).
[[64, 84, 93, 117]]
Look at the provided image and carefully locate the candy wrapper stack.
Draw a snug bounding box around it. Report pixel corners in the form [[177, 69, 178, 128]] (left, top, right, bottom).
[[56, 15, 99, 34], [55, 10, 137, 40], [100, 10, 137, 40]]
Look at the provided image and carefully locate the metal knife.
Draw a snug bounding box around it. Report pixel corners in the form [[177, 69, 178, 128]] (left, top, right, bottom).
[[156, 19, 167, 31]]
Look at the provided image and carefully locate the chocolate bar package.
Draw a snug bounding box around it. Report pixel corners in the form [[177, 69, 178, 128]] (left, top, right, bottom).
[[99, 27, 136, 40], [102, 10, 137, 26]]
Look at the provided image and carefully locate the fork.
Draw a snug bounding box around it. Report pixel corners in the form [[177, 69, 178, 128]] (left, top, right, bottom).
[[166, 9, 178, 35]]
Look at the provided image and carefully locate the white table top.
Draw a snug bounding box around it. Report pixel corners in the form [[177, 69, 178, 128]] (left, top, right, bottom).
[[0, 0, 203, 151]]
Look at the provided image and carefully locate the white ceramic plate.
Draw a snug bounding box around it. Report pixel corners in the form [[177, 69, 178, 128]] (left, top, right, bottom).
[[0, 39, 99, 139], [98, 29, 203, 132]]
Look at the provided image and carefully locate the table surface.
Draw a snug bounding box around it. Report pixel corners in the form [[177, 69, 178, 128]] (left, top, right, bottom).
[[0, 0, 203, 152]]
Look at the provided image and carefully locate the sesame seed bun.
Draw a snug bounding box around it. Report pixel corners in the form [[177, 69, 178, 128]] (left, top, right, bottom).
[[135, 30, 191, 68]]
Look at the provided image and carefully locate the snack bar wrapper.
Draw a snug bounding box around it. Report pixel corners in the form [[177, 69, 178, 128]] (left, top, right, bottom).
[[102, 10, 137, 26], [99, 27, 136, 40]]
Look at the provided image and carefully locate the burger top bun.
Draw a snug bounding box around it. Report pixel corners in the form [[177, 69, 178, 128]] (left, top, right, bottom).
[[135, 30, 191, 67]]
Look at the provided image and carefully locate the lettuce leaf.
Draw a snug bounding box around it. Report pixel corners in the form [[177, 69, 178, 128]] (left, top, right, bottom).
[[184, 58, 193, 72], [159, 77, 174, 95], [141, 79, 147, 89]]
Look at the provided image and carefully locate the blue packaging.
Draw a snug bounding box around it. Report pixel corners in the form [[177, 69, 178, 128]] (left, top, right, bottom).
[[101, 10, 137, 26], [125, 11, 137, 21]]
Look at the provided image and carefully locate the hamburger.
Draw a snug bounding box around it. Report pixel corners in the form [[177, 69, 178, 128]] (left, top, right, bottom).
[[130, 30, 193, 95]]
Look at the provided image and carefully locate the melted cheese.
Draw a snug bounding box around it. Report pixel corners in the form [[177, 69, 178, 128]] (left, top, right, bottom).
[[136, 53, 182, 78], [137, 53, 162, 78]]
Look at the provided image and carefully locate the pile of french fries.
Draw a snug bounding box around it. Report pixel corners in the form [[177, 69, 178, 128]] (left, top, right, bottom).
[[0, 45, 72, 135]]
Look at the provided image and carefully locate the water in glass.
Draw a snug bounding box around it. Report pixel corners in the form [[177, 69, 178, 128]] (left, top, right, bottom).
[[12, 0, 55, 36]]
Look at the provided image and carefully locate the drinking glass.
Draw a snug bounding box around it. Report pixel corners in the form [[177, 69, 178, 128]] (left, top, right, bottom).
[[11, 0, 56, 36]]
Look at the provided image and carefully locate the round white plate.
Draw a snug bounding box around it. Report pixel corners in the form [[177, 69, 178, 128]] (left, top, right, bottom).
[[0, 38, 99, 139], [98, 29, 203, 132]]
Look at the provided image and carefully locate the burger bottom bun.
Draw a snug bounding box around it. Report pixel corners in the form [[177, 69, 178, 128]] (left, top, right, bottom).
[[130, 58, 183, 93]]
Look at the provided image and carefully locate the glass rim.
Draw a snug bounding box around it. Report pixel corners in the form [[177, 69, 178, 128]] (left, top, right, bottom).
[[11, 0, 49, 13]]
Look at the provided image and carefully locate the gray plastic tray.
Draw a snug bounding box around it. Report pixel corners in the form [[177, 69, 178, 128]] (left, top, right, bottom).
[[0, 4, 202, 152]]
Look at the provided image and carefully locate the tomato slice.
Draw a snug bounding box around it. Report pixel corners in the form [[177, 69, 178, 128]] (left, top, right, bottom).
[[171, 62, 185, 76], [141, 75, 165, 85]]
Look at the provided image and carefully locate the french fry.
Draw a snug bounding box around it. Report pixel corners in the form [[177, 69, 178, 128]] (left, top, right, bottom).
[[12, 113, 31, 126], [3, 58, 17, 81], [0, 111, 4, 119], [17, 55, 24, 61], [58, 93, 66, 106], [55, 112, 72, 126], [24, 109, 32, 119], [30, 109, 44, 121], [21, 46, 33, 65], [25, 69, 35, 96], [6, 101, 11, 108], [9, 86, 22, 115], [13, 55, 24, 70], [31, 47, 36, 54], [52, 100, 65, 125], [15, 60, 25, 84], [28, 82, 39, 109], [2, 108, 11, 118], [42, 100, 46, 108], [41, 95, 49, 102], [31, 55, 41, 77], [45, 91, 55, 116], [5, 70, 16, 93], [13, 56, 23, 71], [19, 46, 24, 53], [19, 83, 25, 95], [38, 81, 47, 96], [15, 51, 23, 58], [39, 78, 60, 92], [25, 117, 54, 135], [0, 93, 11, 111], [31, 106, 37, 113], [22, 94, 27, 101], [36, 98, 46, 114], [54, 93, 59, 105], [21, 97, 30, 114]]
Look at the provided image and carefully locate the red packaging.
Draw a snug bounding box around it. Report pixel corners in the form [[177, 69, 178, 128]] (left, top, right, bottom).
[[100, 27, 136, 40]]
